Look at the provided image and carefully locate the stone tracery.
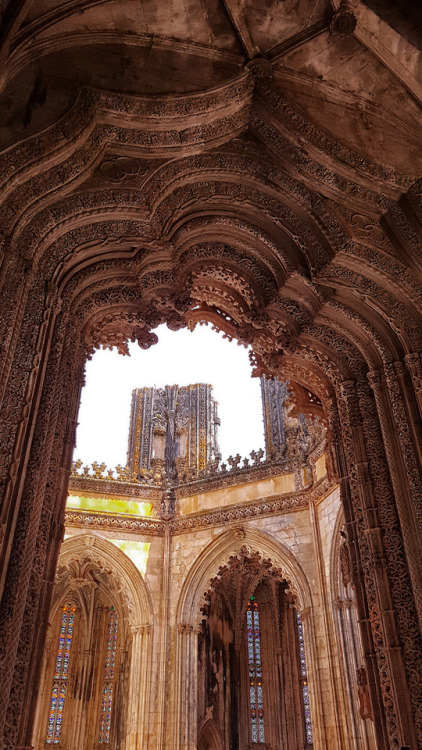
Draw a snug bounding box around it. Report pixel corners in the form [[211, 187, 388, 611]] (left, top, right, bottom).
[[0, 1, 421, 747]]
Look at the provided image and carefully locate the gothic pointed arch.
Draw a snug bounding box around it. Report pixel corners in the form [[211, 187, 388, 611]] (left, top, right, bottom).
[[55, 532, 153, 627], [174, 528, 322, 749], [197, 719, 222, 750], [176, 527, 312, 629], [197, 545, 314, 749], [32, 532, 153, 750], [0, 4, 421, 747]]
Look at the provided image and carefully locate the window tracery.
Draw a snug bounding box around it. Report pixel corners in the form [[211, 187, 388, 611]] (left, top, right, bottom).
[[199, 550, 314, 749], [35, 549, 134, 750], [99, 607, 119, 743], [46, 604, 76, 744], [247, 595, 265, 744], [296, 611, 313, 745]]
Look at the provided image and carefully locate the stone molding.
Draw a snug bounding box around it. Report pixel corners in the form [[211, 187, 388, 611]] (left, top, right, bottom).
[[64, 476, 333, 535]]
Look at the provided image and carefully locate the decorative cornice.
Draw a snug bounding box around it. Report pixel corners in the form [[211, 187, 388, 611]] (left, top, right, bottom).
[[174, 458, 298, 497], [64, 476, 334, 535], [69, 453, 308, 499], [64, 511, 165, 535], [170, 492, 309, 534], [68, 475, 161, 500]]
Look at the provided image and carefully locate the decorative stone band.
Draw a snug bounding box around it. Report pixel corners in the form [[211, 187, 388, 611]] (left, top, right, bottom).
[[68, 475, 161, 500], [170, 492, 310, 534], [68, 451, 319, 499], [173, 457, 302, 497], [64, 512, 166, 535], [64, 476, 333, 535]]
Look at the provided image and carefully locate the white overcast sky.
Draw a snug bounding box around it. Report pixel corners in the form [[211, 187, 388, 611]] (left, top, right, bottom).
[[75, 324, 265, 468]]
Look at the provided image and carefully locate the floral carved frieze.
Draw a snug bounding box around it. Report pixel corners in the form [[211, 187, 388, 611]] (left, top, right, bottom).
[[64, 511, 165, 535]]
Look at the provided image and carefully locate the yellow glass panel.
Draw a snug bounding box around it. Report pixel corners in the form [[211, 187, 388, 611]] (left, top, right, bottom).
[[66, 495, 152, 517]]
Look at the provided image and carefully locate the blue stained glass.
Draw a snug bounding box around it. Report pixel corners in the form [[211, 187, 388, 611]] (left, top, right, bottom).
[[296, 611, 313, 744], [99, 609, 118, 743], [247, 596, 265, 744], [46, 604, 76, 744]]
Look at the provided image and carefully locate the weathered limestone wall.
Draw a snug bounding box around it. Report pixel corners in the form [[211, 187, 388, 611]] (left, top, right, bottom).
[[178, 472, 296, 514]]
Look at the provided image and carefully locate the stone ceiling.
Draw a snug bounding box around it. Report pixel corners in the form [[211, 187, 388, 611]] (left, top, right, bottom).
[[0, 0, 421, 410], [1, 0, 420, 171]]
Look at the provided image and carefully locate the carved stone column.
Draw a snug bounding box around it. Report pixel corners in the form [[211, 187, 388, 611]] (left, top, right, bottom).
[[308, 497, 345, 748], [0, 304, 82, 748], [384, 362, 422, 529], [367, 368, 422, 630], [404, 352, 422, 421], [0, 256, 34, 408], [325, 394, 384, 745], [338, 379, 420, 749], [175, 623, 199, 750], [0, 287, 62, 600], [127, 625, 151, 750], [299, 606, 326, 750]]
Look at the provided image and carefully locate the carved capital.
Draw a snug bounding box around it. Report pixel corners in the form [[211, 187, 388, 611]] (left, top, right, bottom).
[[131, 624, 151, 636], [404, 352, 422, 399], [339, 379, 356, 399], [404, 352, 422, 372], [392, 361, 405, 377], [298, 606, 311, 621], [367, 369, 382, 390]]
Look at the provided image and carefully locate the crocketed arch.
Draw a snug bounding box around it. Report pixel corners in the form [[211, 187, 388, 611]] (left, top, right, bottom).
[[56, 532, 153, 628], [175, 528, 323, 750], [33, 532, 154, 750], [176, 527, 312, 629]]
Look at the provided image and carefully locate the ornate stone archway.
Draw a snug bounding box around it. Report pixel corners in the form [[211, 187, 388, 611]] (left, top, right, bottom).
[[174, 528, 323, 750], [32, 533, 154, 750], [0, 6, 421, 745]]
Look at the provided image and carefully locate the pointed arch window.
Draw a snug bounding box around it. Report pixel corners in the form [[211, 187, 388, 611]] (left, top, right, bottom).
[[296, 611, 313, 745], [247, 595, 265, 744], [46, 603, 76, 744], [98, 607, 119, 743]]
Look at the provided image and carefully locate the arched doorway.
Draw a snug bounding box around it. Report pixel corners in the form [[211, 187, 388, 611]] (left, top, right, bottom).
[[198, 548, 312, 750]]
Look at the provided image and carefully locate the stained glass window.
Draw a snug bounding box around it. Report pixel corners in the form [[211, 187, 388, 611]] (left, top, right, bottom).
[[46, 603, 76, 744], [296, 611, 313, 745], [98, 607, 118, 743], [247, 595, 265, 744]]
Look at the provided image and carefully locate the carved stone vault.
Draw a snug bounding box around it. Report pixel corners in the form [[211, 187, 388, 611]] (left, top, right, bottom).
[[0, 0, 421, 748]]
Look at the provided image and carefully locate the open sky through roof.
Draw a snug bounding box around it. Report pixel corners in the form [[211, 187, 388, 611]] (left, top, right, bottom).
[[75, 323, 265, 469]]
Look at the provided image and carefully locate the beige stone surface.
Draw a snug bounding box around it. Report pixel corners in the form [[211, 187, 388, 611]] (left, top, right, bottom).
[[178, 472, 296, 514]]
